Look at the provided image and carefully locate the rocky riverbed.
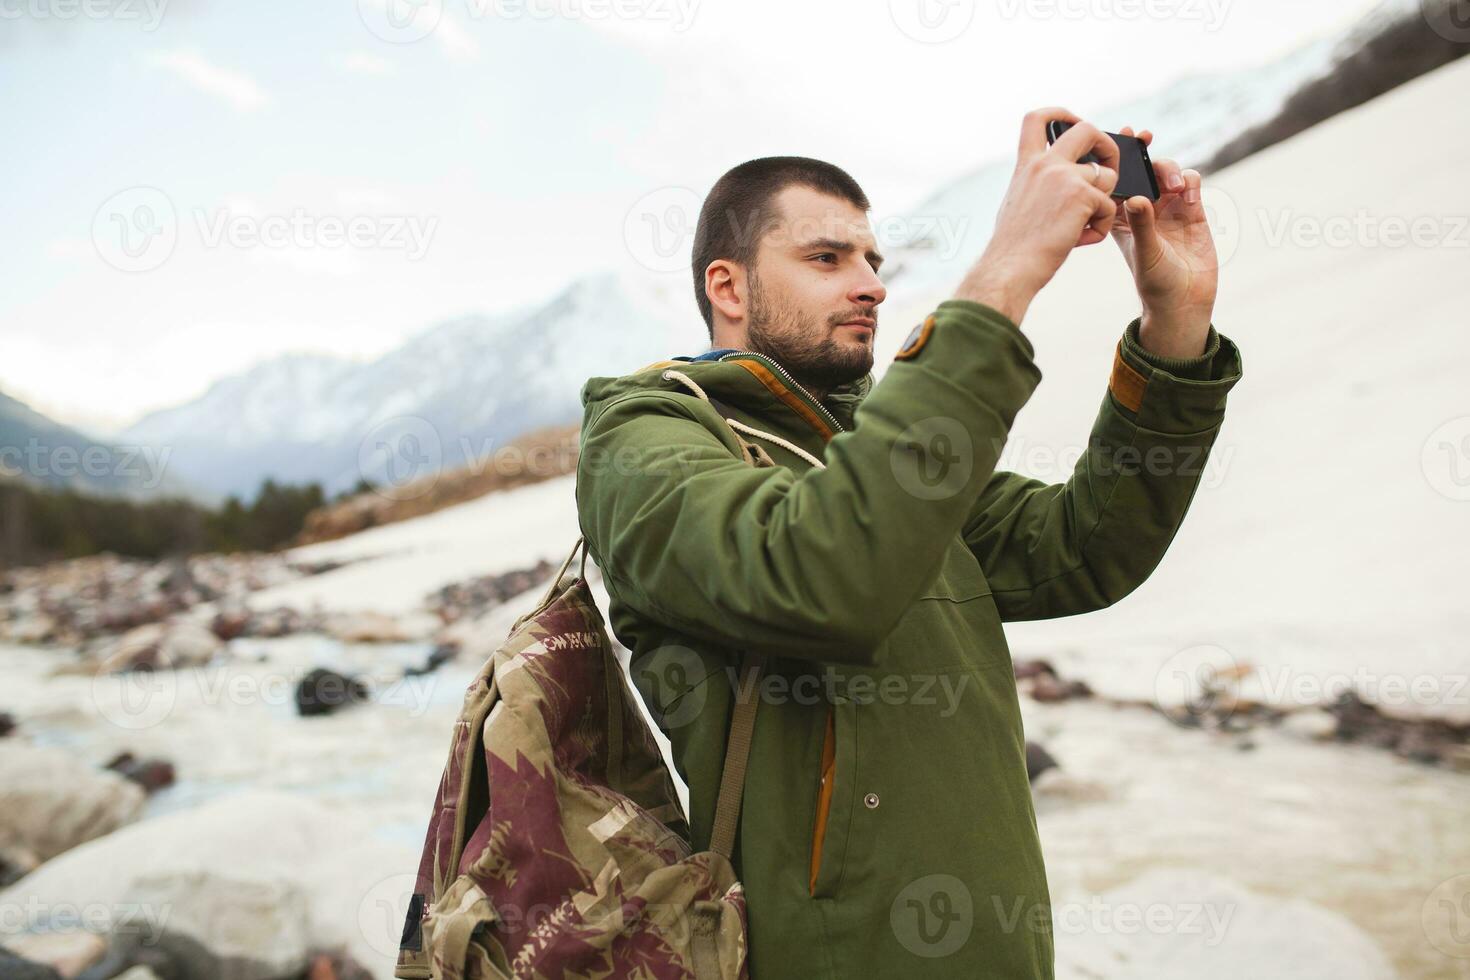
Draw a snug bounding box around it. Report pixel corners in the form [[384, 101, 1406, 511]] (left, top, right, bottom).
[[1, 547, 1468, 978]]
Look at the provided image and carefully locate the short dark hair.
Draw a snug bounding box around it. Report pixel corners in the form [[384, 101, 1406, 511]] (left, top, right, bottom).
[[691, 156, 870, 336]]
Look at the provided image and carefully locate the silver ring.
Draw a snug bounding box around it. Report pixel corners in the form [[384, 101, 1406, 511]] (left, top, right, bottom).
[[1089, 161, 1101, 184]]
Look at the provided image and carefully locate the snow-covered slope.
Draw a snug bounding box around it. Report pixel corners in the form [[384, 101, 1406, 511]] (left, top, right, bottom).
[[118, 272, 697, 498], [271, 54, 1470, 726]]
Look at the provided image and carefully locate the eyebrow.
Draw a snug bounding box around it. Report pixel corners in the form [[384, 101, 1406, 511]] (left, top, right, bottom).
[[796, 236, 885, 271]]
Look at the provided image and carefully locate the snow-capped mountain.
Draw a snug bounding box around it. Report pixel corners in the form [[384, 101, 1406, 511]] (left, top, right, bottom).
[[117, 272, 698, 500], [0, 387, 197, 499]]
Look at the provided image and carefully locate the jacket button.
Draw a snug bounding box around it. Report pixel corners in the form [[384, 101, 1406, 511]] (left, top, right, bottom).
[[863, 792, 880, 809]]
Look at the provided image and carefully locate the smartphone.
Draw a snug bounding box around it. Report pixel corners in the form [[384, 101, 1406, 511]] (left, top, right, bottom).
[[1045, 120, 1160, 201]]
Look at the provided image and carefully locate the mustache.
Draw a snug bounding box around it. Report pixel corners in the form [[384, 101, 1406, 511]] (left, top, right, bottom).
[[828, 308, 878, 328]]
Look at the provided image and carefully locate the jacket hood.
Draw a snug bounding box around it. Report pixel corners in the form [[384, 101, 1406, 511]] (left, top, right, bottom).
[[580, 350, 875, 440]]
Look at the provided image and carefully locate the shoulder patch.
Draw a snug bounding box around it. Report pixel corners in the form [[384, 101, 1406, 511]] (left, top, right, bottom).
[[894, 315, 936, 361]]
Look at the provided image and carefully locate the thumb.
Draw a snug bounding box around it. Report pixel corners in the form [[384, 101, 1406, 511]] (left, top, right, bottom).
[[1124, 196, 1163, 262]]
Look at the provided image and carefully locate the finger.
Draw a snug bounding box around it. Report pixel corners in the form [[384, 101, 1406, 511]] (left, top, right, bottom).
[[1085, 187, 1117, 240], [1152, 156, 1186, 196], [1074, 161, 1118, 196], [1020, 106, 1081, 161], [1052, 121, 1118, 174], [1137, 129, 1153, 145], [1123, 195, 1162, 262], [1182, 168, 1203, 206]]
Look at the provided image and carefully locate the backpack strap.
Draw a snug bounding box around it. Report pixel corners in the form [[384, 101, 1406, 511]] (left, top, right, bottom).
[[700, 392, 767, 862], [708, 651, 761, 860], [620, 371, 771, 862]]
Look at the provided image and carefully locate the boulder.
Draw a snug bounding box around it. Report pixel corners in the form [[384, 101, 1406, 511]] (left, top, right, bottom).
[[1, 793, 328, 980], [103, 753, 177, 794], [0, 743, 145, 863], [3, 932, 105, 978], [294, 668, 369, 717], [0, 946, 63, 979], [97, 622, 223, 674]]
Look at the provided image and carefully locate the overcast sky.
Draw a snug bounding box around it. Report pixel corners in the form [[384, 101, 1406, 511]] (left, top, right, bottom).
[[1, 0, 1381, 433]]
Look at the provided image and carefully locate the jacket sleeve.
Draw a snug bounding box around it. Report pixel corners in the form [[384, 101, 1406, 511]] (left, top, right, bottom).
[[576, 299, 1041, 667], [961, 316, 1243, 622]]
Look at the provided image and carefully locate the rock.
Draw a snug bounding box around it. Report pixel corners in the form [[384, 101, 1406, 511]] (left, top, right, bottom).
[[97, 621, 223, 673], [403, 642, 458, 678], [106, 968, 163, 980], [4, 932, 106, 977], [0, 947, 63, 979], [1281, 709, 1338, 741], [6, 612, 59, 645], [1014, 659, 1093, 703], [0, 743, 146, 863], [294, 668, 369, 717], [0, 844, 40, 887], [0, 793, 325, 980], [322, 611, 415, 644], [0, 791, 416, 980], [427, 560, 557, 624], [242, 606, 313, 639], [305, 952, 375, 980], [104, 752, 177, 794], [209, 606, 252, 641], [1028, 672, 1093, 703], [1025, 741, 1059, 782], [1013, 658, 1056, 681]]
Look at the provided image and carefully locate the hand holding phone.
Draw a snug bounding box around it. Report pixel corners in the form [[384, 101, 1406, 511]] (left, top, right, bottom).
[[1046, 120, 1160, 201]]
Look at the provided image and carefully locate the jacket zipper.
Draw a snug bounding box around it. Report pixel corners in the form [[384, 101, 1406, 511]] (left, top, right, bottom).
[[718, 349, 847, 435], [718, 348, 846, 898]]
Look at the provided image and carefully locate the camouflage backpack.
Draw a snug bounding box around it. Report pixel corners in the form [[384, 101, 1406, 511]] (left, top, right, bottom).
[[395, 388, 770, 980]]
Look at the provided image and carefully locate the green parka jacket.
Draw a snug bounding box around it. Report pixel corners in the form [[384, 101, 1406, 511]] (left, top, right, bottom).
[[575, 298, 1243, 979]]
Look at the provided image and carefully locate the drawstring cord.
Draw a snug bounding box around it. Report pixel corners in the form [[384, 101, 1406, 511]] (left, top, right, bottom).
[[661, 368, 827, 471]]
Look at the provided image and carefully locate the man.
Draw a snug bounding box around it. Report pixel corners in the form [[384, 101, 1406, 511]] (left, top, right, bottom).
[[576, 107, 1242, 978]]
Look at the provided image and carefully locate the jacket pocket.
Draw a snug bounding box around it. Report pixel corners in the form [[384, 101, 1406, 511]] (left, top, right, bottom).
[[809, 696, 858, 899]]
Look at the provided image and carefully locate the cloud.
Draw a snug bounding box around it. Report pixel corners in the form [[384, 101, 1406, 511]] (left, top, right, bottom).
[[148, 49, 268, 111]]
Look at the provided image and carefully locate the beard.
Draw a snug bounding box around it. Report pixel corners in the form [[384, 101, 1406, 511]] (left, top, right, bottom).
[[744, 270, 875, 394]]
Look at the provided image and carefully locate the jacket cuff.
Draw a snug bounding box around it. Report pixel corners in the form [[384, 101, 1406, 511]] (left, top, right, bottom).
[[1121, 317, 1220, 380], [1110, 317, 1242, 432]]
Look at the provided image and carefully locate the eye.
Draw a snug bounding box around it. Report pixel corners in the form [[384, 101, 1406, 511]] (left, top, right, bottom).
[[812, 253, 838, 265]]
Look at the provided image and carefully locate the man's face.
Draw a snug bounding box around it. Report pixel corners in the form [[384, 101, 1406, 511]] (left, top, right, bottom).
[[743, 185, 887, 393]]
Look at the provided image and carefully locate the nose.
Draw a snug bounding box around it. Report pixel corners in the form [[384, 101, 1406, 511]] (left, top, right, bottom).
[[850, 267, 886, 308]]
